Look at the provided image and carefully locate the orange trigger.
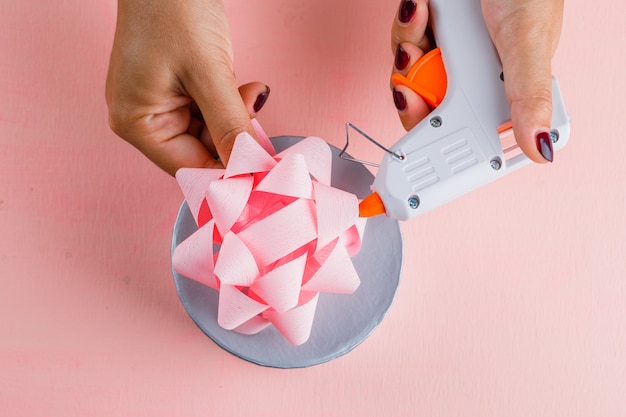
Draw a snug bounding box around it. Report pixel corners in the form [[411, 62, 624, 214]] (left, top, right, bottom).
[[391, 47, 447, 108]]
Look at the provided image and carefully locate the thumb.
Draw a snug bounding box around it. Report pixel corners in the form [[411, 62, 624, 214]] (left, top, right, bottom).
[[502, 35, 554, 164], [484, 2, 563, 163], [184, 58, 257, 167]]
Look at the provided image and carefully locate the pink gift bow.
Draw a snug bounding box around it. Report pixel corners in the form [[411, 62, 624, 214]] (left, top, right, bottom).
[[172, 120, 367, 346]]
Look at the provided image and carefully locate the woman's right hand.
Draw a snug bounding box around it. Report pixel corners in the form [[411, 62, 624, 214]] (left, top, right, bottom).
[[390, 0, 564, 163]]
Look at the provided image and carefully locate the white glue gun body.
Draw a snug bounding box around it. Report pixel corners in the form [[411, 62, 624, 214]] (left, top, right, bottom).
[[367, 0, 570, 220]]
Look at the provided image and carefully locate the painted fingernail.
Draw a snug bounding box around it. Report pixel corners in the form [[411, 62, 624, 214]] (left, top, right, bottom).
[[393, 89, 407, 112], [536, 131, 554, 163], [395, 44, 410, 71], [398, 0, 417, 24], [253, 86, 270, 113]]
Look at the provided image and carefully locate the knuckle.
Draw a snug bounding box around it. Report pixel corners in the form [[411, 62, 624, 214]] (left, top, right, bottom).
[[105, 87, 142, 141], [106, 101, 130, 138], [391, 33, 402, 50], [534, 88, 553, 109], [218, 124, 247, 149], [105, 84, 129, 138], [512, 87, 553, 115], [511, 87, 552, 111]]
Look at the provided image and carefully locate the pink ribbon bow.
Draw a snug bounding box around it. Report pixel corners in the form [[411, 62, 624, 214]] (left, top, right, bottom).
[[172, 121, 366, 345]]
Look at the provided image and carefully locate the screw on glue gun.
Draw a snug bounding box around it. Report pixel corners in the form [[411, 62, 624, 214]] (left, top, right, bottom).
[[355, 0, 570, 220]]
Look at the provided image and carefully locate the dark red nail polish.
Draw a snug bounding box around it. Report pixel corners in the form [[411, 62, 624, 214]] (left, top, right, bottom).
[[393, 89, 407, 112], [398, 0, 417, 24], [536, 131, 554, 162], [253, 86, 270, 113], [395, 44, 410, 71]]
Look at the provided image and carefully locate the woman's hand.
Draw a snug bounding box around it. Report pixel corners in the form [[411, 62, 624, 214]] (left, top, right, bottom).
[[106, 0, 269, 175], [390, 0, 564, 163]]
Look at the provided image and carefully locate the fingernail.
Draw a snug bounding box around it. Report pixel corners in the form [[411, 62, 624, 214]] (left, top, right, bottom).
[[536, 131, 554, 163], [398, 0, 417, 24], [253, 86, 270, 113], [395, 44, 410, 71], [393, 89, 407, 112]]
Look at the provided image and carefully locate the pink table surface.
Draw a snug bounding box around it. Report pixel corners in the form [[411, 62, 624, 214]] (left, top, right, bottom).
[[1, 0, 625, 416]]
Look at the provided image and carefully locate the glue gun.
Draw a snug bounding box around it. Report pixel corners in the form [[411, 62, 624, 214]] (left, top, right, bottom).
[[356, 0, 570, 220]]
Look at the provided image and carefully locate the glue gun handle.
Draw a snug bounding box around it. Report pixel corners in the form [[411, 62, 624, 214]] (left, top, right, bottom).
[[369, 0, 570, 220]]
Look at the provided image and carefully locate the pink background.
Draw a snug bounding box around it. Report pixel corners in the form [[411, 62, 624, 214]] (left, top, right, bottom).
[[1, 0, 625, 415]]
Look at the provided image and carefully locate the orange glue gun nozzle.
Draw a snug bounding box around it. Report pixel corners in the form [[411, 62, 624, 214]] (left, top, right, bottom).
[[359, 192, 386, 217]]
